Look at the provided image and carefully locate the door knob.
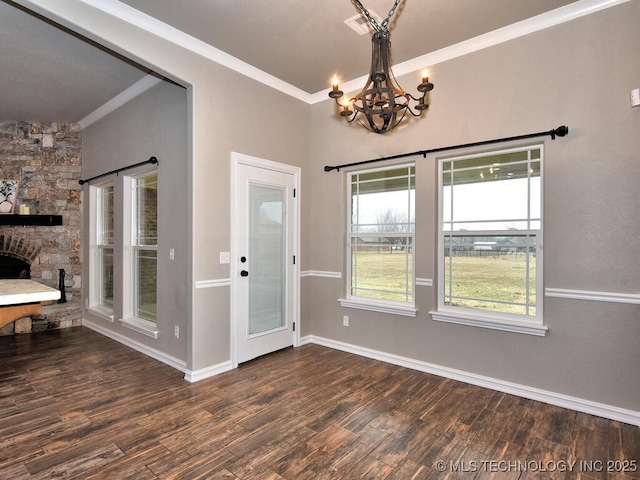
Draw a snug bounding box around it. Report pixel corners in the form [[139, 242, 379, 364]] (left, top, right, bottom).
[[240, 270, 249, 277]]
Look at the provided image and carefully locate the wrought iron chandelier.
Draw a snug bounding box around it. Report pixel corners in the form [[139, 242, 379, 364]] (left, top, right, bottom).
[[329, 0, 434, 134]]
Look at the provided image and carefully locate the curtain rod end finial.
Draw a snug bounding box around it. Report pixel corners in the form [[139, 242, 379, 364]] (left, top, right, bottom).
[[552, 125, 569, 139]]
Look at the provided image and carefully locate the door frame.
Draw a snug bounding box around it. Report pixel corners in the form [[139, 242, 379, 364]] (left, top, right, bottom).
[[230, 152, 300, 368]]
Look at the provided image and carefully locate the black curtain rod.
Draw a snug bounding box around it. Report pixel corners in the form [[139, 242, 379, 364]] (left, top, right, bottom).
[[323, 125, 569, 172], [79, 156, 159, 185]]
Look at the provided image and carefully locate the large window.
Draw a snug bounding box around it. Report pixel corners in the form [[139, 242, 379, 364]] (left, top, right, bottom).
[[132, 172, 158, 323], [96, 183, 114, 311], [434, 146, 545, 335], [344, 164, 415, 314]]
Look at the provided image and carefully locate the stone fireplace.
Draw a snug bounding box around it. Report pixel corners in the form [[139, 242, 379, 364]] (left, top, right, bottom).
[[0, 256, 31, 279], [0, 121, 82, 335], [0, 234, 40, 279]]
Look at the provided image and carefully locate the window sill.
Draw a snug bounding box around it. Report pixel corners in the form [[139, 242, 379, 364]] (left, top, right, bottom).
[[339, 298, 417, 317], [430, 310, 548, 336], [120, 317, 158, 339], [86, 306, 114, 323]]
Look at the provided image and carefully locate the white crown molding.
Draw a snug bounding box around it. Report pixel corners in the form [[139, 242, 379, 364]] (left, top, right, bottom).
[[308, 0, 633, 103], [24, 0, 632, 111], [78, 74, 162, 128], [77, 0, 310, 103], [300, 334, 640, 426], [545, 288, 640, 304]]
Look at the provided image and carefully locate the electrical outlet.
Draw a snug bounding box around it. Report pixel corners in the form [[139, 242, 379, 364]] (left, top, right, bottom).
[[169, 248, 175, 260], [343, 315, 349, 327], [174, 325, 179, 338], [219, 251, 230, 264]]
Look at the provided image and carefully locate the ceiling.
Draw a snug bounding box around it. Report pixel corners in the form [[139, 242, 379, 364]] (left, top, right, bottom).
[[1, 0, 581, 123]]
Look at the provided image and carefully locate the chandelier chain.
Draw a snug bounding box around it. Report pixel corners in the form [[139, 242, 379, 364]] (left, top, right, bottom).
[[353, 0, 403, 32]]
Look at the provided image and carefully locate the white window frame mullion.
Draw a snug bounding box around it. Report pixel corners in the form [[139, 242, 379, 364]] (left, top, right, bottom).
[[342, 164, 417, 316], [119, 170, 158, 338], [432, 145, 547, 336], [89, 182, 115, 319]]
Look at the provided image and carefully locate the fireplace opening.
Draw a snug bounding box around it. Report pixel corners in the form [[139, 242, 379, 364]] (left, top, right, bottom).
[[0, 255, 31, 279]]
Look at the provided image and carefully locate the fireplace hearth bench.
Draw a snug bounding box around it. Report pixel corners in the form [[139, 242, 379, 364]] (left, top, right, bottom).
[[0, 280, 61, 329]]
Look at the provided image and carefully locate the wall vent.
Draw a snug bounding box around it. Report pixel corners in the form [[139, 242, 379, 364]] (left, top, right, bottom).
[[344, 12, 381, 36]]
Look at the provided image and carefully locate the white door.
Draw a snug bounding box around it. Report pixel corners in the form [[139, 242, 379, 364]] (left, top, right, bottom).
[[232, 153, 299, 364]]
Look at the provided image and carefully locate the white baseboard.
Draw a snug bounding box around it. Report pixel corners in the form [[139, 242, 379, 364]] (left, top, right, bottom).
[[82, 318, 639, 426], [83, 319, 187, 372], [183, 361, 233, 383], [300, 335, 640, 426], [84, 318, 232, 383]]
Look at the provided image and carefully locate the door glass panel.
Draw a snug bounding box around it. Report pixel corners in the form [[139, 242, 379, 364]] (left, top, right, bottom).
[[248, 184, 285, 335]]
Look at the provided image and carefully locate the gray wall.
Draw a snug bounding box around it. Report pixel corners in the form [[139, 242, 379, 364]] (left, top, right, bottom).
[[82, 80, 189, 361], [38, 0, 638, 414], [304, 1, 640, 412], [51, 0, 311, 372]]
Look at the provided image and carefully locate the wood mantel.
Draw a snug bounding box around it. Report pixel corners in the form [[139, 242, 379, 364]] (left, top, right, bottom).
[[0, 214, 63, 226], [0, 280, 61, 329]]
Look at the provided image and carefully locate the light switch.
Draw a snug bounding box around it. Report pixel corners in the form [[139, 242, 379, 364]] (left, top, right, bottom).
[[219, 252, 230, 264]]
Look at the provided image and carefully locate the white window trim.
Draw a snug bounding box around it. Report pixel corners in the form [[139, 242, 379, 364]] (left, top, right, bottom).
[[430, 309, 548, 336], [89, 182, 115, 316], [433, 145, 547, 336], [131, 169, 159, 324], [124, 170, 158, 327], [132, 245, 158, 321], [345, 163, 416, 314], [86, 305, 115, 323], [120, 316, 158, 339], [339, 297, 418, 317]]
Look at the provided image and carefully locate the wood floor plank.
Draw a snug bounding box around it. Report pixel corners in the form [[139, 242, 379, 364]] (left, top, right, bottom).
[[0, 462, 32, 480], [28, 443, 125, 479], [1, 326, 638, 480]]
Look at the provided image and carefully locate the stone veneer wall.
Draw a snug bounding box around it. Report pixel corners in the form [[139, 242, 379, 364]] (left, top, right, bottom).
[[0, 121, 82, 335]]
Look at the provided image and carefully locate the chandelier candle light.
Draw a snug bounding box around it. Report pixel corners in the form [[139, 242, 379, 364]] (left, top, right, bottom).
[[329, 0, 434, 134]]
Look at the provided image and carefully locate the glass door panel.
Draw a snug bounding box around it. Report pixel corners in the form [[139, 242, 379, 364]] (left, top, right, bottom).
[[248, 184, 286, 336]]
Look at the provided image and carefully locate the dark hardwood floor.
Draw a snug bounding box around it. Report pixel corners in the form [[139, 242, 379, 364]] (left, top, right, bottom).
[[1, 327, 638, 479]]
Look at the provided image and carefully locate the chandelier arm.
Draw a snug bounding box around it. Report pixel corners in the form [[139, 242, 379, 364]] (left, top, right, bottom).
[[405, 106, 425, 118], [346, 114, 359, 124], [356, 117, 372, 132], [406, 93, 426, 102]]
